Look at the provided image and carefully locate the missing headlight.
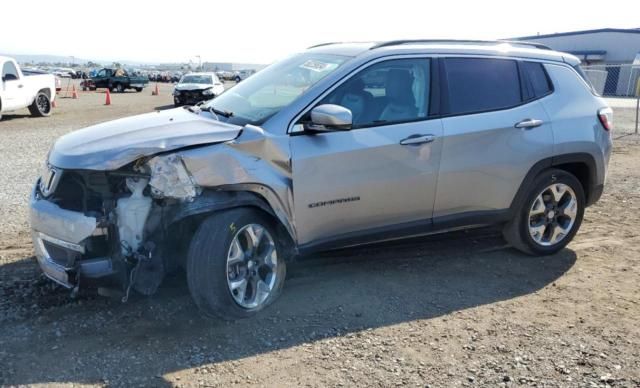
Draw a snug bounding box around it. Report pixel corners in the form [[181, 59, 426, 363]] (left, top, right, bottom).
[[147, 154, 200, 201]]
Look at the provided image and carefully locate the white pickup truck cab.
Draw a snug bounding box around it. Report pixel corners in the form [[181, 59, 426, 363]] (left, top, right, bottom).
[[0, 56, 56, 121]]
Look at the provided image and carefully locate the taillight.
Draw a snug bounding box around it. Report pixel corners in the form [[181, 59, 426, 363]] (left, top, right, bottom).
[[598, 107, 613, 131]]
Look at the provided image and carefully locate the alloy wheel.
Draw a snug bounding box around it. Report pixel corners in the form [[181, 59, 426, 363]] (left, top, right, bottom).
[[528, 183, 578, 246], [226, 224, 279, 309]]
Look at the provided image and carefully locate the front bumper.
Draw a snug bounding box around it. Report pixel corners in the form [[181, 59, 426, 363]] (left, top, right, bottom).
[[30, 183, 116, 288], [174, 90, 210, 105]]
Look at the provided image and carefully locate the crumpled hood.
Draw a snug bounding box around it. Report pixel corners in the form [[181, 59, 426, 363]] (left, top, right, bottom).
[[175, 83, 213, 91], [49, 108, 242, 170]]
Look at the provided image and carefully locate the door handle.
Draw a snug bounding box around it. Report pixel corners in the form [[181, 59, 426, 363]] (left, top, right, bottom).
[[514, 118, 543, 129], [400, 134, 436, 146], [18, 84, 23, 88]]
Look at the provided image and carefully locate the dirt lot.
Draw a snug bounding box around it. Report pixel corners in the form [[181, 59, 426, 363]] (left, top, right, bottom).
[[0, 82, 639, 387]]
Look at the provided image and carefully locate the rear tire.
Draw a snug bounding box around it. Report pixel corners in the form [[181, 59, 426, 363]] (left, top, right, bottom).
[[503, 169, 585, 255], [28, 92, 51, 117], [187, 208, 287, 320], [135, 87, 142, 92]]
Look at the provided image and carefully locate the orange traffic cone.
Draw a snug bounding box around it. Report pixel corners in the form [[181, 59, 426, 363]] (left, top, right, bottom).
[[51, 99, 57, 108], [152, 83, 159, 96], [71, 84, 78, 99], [105, 89, 111, 106]]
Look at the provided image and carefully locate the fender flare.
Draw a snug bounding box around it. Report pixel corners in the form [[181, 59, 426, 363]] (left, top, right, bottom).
[[509, 152, 598, 216], [164, 189, 296, 246]]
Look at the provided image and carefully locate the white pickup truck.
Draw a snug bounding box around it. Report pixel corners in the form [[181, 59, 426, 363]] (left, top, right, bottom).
[[0, 56, 56, 121]]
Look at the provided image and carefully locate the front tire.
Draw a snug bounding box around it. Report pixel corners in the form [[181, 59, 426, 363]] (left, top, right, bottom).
[[115, 83, 124, 93], [504, 169, 585, 255], [28, 92, 52, 117], [187, 208, 287, 320]]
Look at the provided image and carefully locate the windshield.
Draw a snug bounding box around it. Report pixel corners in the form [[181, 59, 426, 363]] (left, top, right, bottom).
[[202, 53, 349, 126], [181, 75, 213, 84]]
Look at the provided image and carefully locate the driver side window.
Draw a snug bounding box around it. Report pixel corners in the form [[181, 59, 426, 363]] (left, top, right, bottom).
[[2, 61, 19, 81], [320, 58, 431, 128]]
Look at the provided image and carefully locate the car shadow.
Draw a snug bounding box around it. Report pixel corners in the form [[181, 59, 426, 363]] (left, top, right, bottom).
[[0, 227, 577, 386], [0, 113, 34, 122]]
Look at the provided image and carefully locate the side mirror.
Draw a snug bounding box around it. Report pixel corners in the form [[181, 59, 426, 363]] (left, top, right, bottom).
[[307, 104, 353, 132]]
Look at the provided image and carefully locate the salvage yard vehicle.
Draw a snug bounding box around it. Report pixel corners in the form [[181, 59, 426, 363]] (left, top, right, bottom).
[[233, 69, 256, 82], [82, 68, 149, 92], [30, 40, 612, 319], [1, 56, 56, 120], [173, 72, 225, 106]]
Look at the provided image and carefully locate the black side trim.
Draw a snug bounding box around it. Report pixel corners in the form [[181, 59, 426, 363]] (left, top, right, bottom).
[[297, 218, 434, 255], [432, 209, 511, 230], [297, 209, 510, 256]]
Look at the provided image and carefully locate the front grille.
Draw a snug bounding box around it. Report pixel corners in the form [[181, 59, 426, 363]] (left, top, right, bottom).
[[47, 170, 123, 215]]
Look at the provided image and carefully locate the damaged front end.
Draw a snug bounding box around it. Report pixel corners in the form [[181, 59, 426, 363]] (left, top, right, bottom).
[[30, 154, 203, 299], [30, 124, 295, 299], [31, 167, 141, 297]]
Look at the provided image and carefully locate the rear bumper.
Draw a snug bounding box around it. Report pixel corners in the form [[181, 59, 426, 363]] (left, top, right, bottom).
[[29, 183, 117, 288]]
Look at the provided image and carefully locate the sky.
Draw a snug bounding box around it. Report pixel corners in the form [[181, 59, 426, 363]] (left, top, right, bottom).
[[2, 0, 639, 65]]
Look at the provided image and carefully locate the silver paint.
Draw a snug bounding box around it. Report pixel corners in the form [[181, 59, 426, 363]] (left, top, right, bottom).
[[48, 107, 242, 170]]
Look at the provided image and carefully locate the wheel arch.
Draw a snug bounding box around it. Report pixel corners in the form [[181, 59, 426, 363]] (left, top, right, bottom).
[[510, 152, 599, 216], [164, 189, 296, 259], [38, 88, 52, 99]]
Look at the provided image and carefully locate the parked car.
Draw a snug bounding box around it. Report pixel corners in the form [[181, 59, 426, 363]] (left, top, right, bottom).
[[0, 56, 56, 120], [173, 72, 225, 106], [82, 68, 149, 92], [216, 70, 235, 81], [233, 69, 256, 82], [30, 40, 611, 319]]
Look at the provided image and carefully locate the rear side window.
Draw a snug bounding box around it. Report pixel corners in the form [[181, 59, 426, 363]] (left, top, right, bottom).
[[444, 58, 521, 115], [572, 64, 597, 93], [522, 62, 552, 99]]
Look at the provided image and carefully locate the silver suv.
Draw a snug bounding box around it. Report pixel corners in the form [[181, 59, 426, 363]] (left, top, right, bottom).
[[30, 40, 612, 319]]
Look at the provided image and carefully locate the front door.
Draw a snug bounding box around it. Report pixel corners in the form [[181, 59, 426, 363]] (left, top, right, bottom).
[[1, 60, 24, 111], [290, 57, 443, 246]]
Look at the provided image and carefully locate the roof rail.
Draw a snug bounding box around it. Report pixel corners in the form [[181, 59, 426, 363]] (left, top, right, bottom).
[[370, 39, 552, 50], [307, 42, 343, 49]]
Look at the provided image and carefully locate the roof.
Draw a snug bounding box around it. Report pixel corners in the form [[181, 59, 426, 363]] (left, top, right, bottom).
[[307, 40, 575, 64], [515, 28, 640, 40]]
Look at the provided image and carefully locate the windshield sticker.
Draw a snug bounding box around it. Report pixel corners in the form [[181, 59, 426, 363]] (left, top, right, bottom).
[[300, 60, 332, 72]]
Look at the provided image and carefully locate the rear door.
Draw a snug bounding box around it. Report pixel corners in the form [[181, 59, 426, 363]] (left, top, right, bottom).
[[290, 57, 444, 246], [434, 57, 554, 218]]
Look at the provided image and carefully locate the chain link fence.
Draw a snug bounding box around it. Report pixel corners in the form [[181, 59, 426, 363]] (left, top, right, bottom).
[[582, 63, 640, 134]]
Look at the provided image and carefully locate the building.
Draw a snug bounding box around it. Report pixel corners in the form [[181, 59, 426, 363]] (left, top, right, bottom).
[[515, 28, 640, 96]]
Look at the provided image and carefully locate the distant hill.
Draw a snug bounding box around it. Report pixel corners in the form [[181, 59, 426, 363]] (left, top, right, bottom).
[[0, 53, 151, 66]]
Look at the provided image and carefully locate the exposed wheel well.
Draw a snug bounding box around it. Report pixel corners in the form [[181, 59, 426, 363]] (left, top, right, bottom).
[[553, 162, 591, 201], [38, 88, 51, 99], [163, 204, 295, 270]]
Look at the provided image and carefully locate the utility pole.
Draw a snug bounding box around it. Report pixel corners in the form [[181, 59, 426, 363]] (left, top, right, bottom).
[[196, 55, 202, 71]]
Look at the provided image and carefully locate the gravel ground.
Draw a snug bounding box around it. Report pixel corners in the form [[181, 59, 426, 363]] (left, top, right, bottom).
[[0, 83, 639, 387]]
